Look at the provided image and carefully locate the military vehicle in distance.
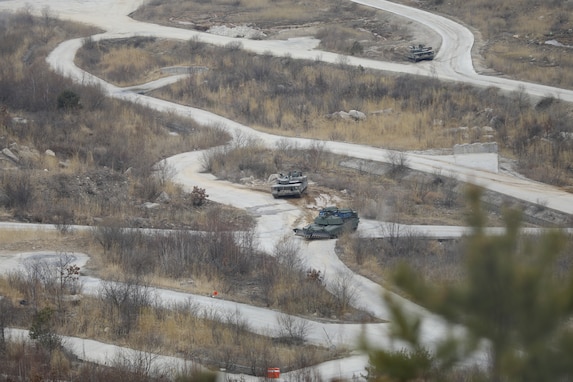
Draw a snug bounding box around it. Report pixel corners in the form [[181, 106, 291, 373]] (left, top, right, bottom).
[[406, 44, 434, 62], [293, 206, 360, 239], [271, 170, 308, 198]]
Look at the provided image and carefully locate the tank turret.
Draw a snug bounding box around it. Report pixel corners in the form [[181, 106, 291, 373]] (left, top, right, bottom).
[[293, 206, 359, 239], [406, 44, 434, 62], [271, 170, 308, 198]]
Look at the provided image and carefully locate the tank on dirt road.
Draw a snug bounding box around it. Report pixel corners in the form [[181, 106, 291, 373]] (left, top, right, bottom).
[[271, 170, 308, 198], [293, 206, 359, 239], [406, 44, 434, 62]]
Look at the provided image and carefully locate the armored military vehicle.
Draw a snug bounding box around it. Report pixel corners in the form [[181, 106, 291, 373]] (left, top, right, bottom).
[[406, 44, 434, 62], [293, 206, 359, 239], [271, 171, 308, 198]]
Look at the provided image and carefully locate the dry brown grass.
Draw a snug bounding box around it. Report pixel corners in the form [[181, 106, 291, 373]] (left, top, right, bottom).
[[0, 273, 343, 376], [412, 0, 573, 89], [75, 34, 573, 187]]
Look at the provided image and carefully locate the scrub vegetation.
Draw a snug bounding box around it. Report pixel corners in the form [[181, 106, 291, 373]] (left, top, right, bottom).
[[77, 34, 573, 188], [1, 0, 573, 380]]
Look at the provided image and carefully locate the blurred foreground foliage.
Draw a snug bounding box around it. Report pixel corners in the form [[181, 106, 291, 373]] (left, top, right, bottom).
[[365, 185, 573, 381]]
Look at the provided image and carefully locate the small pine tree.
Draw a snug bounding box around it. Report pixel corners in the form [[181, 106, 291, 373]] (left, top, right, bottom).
[[29, 307, 61, 351], [364, 185, 573, 381], [57, 90, 81, 111]]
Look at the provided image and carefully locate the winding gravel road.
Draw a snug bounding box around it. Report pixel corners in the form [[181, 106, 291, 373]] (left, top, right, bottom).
[[1, 0, 573, 379]]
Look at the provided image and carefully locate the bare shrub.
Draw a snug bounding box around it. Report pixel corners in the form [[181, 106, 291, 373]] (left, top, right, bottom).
[[53, 207, 75, 234], [201, 136, 274, 181], [137, 174, 163, 201], [200, 146, 228, 173], [99, 277, 154, 337], [17, 258, 54, 308], [330, 272, 358, 314], [379, 222, 425, 258], [306, 141, 327, 171], [1, 171, 34, 211], [153, 159, 175, 188], [225, 308, 251, 346], [110, 347, 163, 380], [273, 236, 302, 272], [243, 336, 278, 377], [92, 224, 128, 255], [153, 231, 203, 278], [439, 177, 460, 208], [347, 236, 379, 266], [275, 313, 310, 345], [386, 151, 409, 178]]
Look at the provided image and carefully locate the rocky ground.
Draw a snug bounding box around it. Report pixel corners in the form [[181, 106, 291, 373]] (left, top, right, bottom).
[[131, 0, 442, 63]]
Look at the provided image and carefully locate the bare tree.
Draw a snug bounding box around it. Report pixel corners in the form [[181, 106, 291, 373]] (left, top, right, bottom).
[[386, 150, 409, 178], [153, 159, 175, 188], [99, 277, 153, 336], [306, 141, 327, 171], [273, 235, 302, 271], [225, 307, 250, 345], [111, 347, 161, 380], [276, 313, 310, 345], [54, 252, 81, 310], [22, 257, 53, 309], [330, 271, 358, 314]]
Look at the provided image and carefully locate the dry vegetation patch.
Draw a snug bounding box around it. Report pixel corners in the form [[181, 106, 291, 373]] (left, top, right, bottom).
[[3, 3, 573, 378], [132, 0, 573, 89], [131, 0, 421, 61], [404, 0, 573, 89], [76, 33, 573, 188]]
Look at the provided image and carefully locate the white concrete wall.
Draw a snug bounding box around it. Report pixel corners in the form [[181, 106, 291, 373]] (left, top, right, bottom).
[[453, 143, 499, 173]]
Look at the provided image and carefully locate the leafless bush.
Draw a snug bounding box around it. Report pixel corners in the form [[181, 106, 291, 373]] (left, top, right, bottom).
[[379, 222, 426, 258], [348, 236, 381, 266], [225, 308, 251, 346], [217, 345, 241, 372], [330, 271, 358, 314], [1, 171, 34, 211], [53, 207, 75, 234], [386, 151, 409, 178], [306, 141, 327, 171], [110, 348, 163, 381], [224, 41, 243, 52], [200, 146, 228, 173], [201, 230, 252, 279], [92, 224, 128, 255], [201, 138, 274, 181], [137, 174, 163, 201], [153, 231, 203, 278], [243, 337, 278, 377], [276, 313, 310, 345], [7, 254, 79, 310], [439, 177, 460, 208], [153, 159, 175, 188], [273, 236, 302, 272], [99, 277, 154, 337]]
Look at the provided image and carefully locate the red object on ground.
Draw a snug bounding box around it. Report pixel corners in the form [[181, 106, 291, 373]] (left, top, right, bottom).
[[212, 291, 218, 297], [267, 368, 280, 378]]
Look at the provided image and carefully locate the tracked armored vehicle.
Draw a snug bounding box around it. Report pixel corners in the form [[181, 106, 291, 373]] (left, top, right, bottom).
[[271, 171, 308, 198], [293, 206, 359, 239], [406, 44, 434, 62]]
